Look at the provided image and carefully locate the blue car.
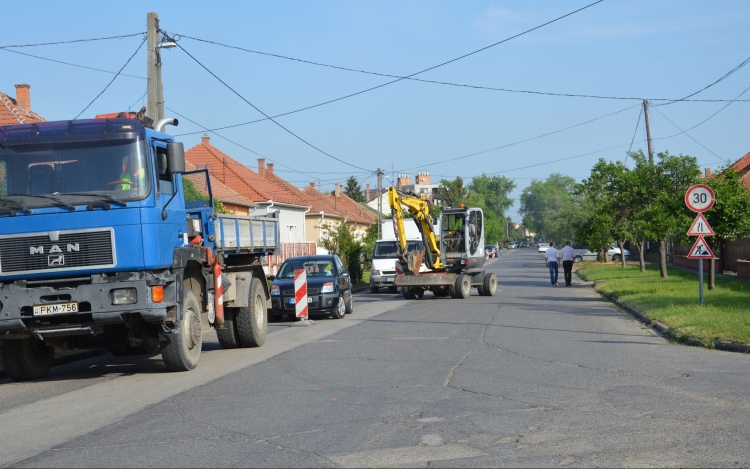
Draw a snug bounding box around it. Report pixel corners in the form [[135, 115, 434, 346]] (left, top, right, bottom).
[[268, 255, 353, 321]]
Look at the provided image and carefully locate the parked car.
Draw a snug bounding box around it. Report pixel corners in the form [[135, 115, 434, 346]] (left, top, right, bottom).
[[485, 245, 497, 258], [571, 243, 631, 262], [268, 255, 353, 321], [537, 242, 549, 253], [508, 241, 519, 249], [520, 242, 529, 248]]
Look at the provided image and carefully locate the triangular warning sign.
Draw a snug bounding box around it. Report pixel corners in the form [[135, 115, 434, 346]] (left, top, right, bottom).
[[687, 213, 714, 236], [687, 236, 715, 259]]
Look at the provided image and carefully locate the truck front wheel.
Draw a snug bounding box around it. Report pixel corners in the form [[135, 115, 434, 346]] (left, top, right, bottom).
[[161, 288, 202, 371], [1, 338, 55, 381], [236, 278, 267, 348]]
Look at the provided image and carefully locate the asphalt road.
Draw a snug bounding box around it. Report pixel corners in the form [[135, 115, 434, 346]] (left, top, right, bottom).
[[2, 249, 750, 467]]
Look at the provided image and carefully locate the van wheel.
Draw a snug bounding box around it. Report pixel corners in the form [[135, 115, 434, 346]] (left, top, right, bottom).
[[161, 288, 202, 371], [0, 338, 54, 381], [370, 285, 379, 294], [236, 278, 267, 347], [216, 308, 242, 349]]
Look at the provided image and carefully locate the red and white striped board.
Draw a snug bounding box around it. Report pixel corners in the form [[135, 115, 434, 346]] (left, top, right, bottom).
[[294, 269, 308, 319]]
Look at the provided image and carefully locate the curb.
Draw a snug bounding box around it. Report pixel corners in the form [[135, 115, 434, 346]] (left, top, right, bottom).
[[575, 271, 750, 354], [0, 348, 107, 381]]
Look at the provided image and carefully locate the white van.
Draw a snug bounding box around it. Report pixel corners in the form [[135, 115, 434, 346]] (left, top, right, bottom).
[[370, 220, 428, 293]]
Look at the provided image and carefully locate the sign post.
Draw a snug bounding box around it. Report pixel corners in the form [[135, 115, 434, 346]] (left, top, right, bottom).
[[685, 184, 716, 305]]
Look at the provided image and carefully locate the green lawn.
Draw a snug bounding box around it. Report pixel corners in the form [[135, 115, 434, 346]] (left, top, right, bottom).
[[577, 263, 750, 345]]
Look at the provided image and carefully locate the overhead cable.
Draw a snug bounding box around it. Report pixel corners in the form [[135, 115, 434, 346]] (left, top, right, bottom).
[[169, 0, 606, 137], [657, 54, 750, 106], [0, 33, 146, 49], [0, 48, 146, 79], [177, 33, 750, 104], [164, 106, 369, 182], [175, 42, 373, 172], [73, 37, 146, 120], [650, 106, 722, 160]]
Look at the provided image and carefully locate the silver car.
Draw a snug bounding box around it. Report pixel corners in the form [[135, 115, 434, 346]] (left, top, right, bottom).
[[572, 243, 630, 262]]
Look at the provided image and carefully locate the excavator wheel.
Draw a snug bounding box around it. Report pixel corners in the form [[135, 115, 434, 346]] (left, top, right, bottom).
[[449, 274, 471, 299], [433, 287, 449, 298], [478, 273, 498, 297], [410, 288, 424, 299], [402, 288, 415, 300]]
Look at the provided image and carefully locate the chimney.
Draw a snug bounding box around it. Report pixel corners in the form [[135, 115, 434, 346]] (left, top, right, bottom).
[[201, 134, 210, 145], [365, 184, 370, 202], [14, 84, 30, 111], [310, 182, 315, 188], [705, 168, 711, 178], [257, 158, 265, 177], [267, 163, 274, 175]]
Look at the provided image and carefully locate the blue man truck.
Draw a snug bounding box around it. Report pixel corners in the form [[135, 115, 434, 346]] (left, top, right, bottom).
[[0, 117, 278, 381]]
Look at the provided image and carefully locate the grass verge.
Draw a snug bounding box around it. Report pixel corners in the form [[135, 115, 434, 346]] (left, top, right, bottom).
[[577, 263, 750, 345]]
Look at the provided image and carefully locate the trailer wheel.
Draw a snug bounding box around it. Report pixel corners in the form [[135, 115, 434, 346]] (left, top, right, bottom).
[[479, 273, 497, 297], [402, 288, 415, 300], [408, 287, 424, 299], [161, 288, 202, 371], [0, 338, 54, 381], [216, 308, 242, 349], [236, 278, 267, 347], [449, 274, 471, 299]]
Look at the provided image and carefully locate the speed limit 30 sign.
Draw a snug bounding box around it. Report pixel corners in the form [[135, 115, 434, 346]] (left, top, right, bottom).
[[685, 184, 715, 212]]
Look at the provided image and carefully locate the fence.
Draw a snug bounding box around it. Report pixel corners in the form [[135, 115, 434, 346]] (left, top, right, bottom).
[[671, 237, 750, 273], [265, 242, 317, 276]]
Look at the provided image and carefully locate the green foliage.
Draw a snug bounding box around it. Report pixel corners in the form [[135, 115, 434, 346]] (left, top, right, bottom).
[[438, 177, 469, 208], [701, 166, 750, 250], [183, 177, 230, 214], [344, 175, 365, 203], [318, 222, 365, 283], [519, 173, 578, 245]]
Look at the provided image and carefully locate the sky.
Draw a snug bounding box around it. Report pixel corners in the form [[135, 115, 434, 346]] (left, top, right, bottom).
[[2, 0, 749, 222]]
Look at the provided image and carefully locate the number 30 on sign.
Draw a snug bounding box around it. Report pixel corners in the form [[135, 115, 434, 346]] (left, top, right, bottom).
[[685, 184, 715, 212]]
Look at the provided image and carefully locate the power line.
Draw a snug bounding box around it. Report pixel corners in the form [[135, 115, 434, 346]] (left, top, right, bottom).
[[624, 106, 643, 164], [175, 41, 374, 172], [394, 103, 640, 172], [177, 33, 750, 104], [73, 37, 146, 120], [0, 48, 146, 79], [662, 82, 750, 136], [127, 90, 148, 112], [0, 33, 146, 49], [169, 1, 605, 137], [164, 105, 370, 182], [657, 54, 750, 106], [650, 106, 722, 160]]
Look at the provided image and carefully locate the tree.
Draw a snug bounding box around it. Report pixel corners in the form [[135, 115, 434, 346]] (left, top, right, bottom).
[[344, 176, 364, 203], [467, 174, 516, 244], [700, 167, 750, 290], [439, 177, 469, 208], [318, 222, 365, 283], [519, 174, 578, 244], [182, 177, 230, 214]]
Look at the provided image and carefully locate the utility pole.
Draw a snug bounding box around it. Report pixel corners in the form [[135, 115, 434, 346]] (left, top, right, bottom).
[[147, 12, 164, 121], [643, 99, 654, 164], [377, 168, 383, 240]]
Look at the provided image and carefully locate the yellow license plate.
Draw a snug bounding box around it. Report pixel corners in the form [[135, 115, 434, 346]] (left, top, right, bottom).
[[33, 302, 79, 316]]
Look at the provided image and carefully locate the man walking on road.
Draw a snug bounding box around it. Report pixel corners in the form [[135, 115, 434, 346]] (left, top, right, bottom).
[[562, 240, 575, 286], [545, 241, 559, 286]]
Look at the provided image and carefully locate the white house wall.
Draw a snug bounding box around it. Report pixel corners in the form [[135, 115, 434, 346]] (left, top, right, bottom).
[[254, 204, 307, 244]]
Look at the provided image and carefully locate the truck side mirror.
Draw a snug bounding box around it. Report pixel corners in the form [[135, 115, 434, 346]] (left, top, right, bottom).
[[167, 142, 185, 174]]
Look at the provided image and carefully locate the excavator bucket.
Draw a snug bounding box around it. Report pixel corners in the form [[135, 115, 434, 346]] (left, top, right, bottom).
[[395, 272, 457, 288], [406, 250, 424, 275]]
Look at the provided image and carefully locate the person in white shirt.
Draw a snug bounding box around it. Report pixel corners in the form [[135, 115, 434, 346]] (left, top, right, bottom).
[[545, 242, 560, 286], [561, 240, 575, 286]]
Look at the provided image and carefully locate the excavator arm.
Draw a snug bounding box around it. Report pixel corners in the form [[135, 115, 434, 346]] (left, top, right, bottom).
[[387, 186, 443, 274]]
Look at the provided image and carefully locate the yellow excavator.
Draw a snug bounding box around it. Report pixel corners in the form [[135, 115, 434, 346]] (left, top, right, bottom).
[[387, 187, 497, 299]]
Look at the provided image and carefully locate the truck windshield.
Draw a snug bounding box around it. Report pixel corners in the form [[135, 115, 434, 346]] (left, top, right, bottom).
[[374, 240, 422, 258], [0, 138, 149, 209]]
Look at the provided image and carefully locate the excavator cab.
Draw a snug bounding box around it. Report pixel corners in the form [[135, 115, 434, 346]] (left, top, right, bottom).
[[440, 207, 486, 273]]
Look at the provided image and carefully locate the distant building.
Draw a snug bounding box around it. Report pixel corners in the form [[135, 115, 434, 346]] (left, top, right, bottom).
[[366, 169, 440, 214]]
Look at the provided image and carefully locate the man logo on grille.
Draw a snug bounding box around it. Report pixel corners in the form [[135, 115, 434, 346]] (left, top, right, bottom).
[[30, 244, 80, 255], [48, 255, 64, 266]]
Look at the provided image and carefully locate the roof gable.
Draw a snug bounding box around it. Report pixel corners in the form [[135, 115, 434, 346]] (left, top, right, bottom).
[[0, 91, 45, 126]]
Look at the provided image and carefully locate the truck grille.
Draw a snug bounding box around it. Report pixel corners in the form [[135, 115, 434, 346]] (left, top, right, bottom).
[[0, 229, 115, 276]]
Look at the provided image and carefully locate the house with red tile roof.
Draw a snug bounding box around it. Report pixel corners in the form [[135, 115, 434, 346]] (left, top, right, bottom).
[[730, 151, 750, 190], [0, 84, 45, 125], [301, 183, 378, 243], [185, 136, 310, 243]]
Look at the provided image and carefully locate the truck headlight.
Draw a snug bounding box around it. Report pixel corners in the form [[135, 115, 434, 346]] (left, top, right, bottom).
[[371, 270, 380, 276], [112, 288, 137, 305], [270, 285, 280, 296], [321, 282, 334, 293]]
